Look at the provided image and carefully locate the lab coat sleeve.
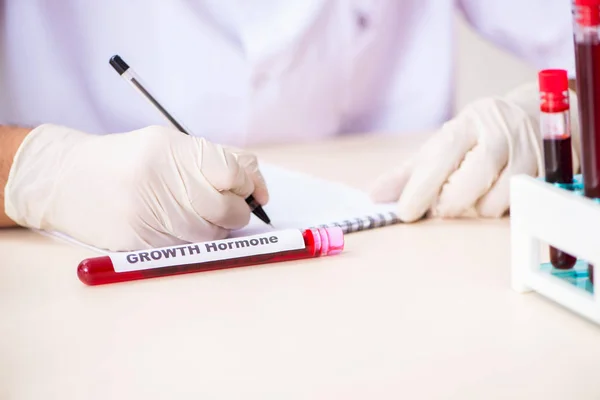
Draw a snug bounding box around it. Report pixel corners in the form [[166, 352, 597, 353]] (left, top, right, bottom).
[[456, 0, 576, 77]]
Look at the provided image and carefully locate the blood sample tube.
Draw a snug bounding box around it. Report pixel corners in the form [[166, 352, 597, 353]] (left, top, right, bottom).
[[78, 228, 344, 286], [538, 69, 577, 270], [572, 0, 600, 279], [572, 0, 600, 199]]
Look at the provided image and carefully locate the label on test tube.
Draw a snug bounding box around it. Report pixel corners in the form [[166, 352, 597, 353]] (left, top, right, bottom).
[[109, 229, 306, 273]]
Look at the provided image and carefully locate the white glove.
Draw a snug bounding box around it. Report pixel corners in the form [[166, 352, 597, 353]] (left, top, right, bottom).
[[4, 124, 269, 251], [369, 82, 581, 221]]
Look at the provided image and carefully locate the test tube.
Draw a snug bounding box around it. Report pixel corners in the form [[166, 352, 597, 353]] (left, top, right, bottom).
[[572, 0, 600, 280], [538, 69, 577, 270], [77, 228, 344, 286], [572, 0, 600, 198]]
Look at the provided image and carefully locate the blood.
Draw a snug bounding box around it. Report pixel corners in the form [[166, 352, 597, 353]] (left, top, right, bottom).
[[543, 137, 574, 183], [79, 248, 315, 285], [549, 246, 577, 270], [544, 137, 577, 270], [575, 40, 600, 198]]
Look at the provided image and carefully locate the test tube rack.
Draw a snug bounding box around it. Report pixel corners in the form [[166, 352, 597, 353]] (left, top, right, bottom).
[[510, 174, 600, 324]]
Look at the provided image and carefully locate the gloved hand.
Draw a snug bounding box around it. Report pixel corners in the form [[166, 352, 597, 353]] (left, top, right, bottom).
[[4, 124, 269, 251], [370, 82, 581, 221]]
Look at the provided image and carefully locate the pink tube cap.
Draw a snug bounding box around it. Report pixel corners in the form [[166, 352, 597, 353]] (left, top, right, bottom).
[[316, 227, 345, 256]]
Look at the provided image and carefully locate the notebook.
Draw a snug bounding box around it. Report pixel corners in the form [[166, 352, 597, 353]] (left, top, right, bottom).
[[35, 163, 400, 253], [230, 164, 399, 237]]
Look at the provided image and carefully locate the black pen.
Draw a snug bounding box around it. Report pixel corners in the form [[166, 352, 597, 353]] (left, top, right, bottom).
[[109, 54, 272, 226]]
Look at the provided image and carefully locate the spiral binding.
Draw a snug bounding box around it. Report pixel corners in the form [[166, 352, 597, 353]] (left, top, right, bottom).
[[310, 211, 400, 234]]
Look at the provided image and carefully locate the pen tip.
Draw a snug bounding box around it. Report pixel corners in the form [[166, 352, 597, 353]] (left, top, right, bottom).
[[109, 54, 129, 75]]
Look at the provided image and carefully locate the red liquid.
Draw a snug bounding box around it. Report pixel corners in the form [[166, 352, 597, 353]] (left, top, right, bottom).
[[543, 137, 574, 183], [78, 229, 341, 286], [548, 246, 577, 270], [575, 41, 600, 198], [574, 34, 600, 279], [543, 137, 576, 269]]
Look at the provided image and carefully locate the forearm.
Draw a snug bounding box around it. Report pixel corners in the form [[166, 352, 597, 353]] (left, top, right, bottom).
[[0, 126, 32, 227]]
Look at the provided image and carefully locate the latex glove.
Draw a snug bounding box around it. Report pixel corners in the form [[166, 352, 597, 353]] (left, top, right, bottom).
[[4, 124, 269, 251], [369, 82, 581, 221]]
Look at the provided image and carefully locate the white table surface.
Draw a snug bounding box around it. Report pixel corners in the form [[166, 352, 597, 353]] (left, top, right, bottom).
[[2, 133, 600, 400]]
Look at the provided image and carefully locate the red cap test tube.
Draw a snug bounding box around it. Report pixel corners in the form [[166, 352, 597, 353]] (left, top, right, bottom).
[[538, 69, 577, 270], [538, 69, 573, 182], [77, 228, 345, 285]]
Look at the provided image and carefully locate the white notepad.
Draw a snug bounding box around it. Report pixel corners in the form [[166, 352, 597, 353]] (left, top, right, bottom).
[[230, 164, 398, 237], [35, 163, 399, 253]]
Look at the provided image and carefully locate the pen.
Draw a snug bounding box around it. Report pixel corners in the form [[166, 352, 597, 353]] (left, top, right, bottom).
[[108, 54, 272, 226], [77, 227, 344, 285]]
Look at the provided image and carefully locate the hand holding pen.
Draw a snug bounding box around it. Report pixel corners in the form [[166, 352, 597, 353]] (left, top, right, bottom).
[[109, 55, 272, 227]]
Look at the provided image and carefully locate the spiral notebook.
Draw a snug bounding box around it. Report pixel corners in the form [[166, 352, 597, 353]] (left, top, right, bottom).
[[37, 163, 400, 253], [229, 164, 399, 237]]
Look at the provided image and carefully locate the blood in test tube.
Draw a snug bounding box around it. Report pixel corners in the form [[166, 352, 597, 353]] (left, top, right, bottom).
[[572, 0, 600, 278], [538, 69, 577, 270], [77, 228, 344, 286], [573, 0, 600, 198]]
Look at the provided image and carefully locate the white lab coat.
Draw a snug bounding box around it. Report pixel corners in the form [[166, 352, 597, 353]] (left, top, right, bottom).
[[0, 0, 575, 147]]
